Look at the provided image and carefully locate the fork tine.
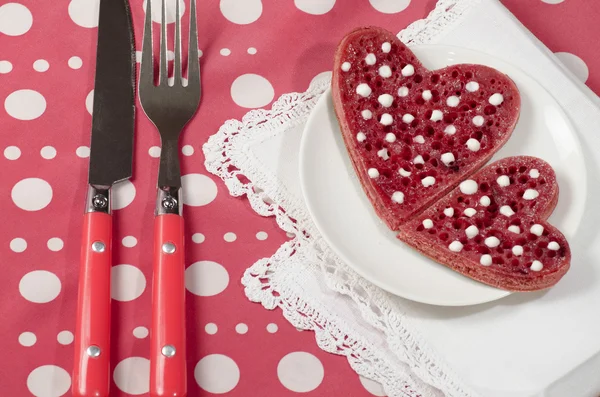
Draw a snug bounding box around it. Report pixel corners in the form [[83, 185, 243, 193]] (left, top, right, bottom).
[[187, 0, 200, 86], [140, 0, 154, 86], [159, 0, 168, 86], [173, 0, 182, 84]]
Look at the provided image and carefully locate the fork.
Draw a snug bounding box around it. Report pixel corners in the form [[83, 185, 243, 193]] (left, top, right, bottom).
[[139, 0, 201, 395]]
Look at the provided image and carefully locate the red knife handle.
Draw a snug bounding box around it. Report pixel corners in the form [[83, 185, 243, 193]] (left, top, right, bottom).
[[73, 211, 112, 397], [150, 214, 187, 397]]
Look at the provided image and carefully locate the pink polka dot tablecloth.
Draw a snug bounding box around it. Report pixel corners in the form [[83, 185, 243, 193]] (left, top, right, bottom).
[[1, 1, 599, 396]]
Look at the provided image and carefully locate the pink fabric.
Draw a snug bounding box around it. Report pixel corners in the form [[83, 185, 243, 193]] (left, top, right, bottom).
[[0, 1, 596, 396]]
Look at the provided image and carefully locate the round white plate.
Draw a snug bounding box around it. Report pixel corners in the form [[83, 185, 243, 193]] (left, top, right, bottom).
[[299, 45, 587, 306]]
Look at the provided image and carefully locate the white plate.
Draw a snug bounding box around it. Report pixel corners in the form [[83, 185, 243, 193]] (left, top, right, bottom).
[[299, 45, 587, 306]]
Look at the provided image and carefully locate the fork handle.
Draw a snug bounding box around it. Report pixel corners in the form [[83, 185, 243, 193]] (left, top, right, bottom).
[[150, 213, 187, 397]]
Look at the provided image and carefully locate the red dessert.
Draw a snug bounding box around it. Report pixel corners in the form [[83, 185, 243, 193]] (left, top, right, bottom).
[[332, 26, 521, 230], [397, 157, 570, 291]]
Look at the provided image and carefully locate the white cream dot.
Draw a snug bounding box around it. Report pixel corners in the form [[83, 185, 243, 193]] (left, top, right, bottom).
[[111, 265, 146, 302], [27, 365, 71, 397], [382, 42, 391, 53], [523, 189, 539, 200], [235, 323, 248, 334], [531, 260, 544, 271], [413, 135, 424, 143], [497, 175, 510, 187], [68, 56, 83, 69], [398, 167, 411, 177], [464, 208, 477, 217], [0, 3, 33, 36], [192, 233, 205, 243], [465, 225, 479, 239], [248, 47, 257, 55], [391, 191, 404, 204], [480, 196, 491, 206], [444, 125, 456, 135], [513, 245, 524, 256], [182, 144, 194, 156], [122, 236, 137, 248], [231, 74, 274, 108], [466, 81, 479, 92], [508, 225, 521, 234], [441, 152, 455, 166], [413, 155, 424, 164], [430, 109, 443, 121], [148, 146, 161, 158], [365, 53, 376, 65], [47, 237, 64, 251], [530, 169, 540, 178], [224, 232, 237, 242], [489, 93, 504, 106], [33, 59, 49, 72], [480, 254, 492, 266], [421, 176, 435, 187], [186, 261, 229, 296], [378, 94, 393, 107], [368, 168, 379, 178], [449, 241, 463, 252], [361, 110, 372, 120], [378, 65, 392, 78], [5, 89, 47, 120], [294, 0, 335, 14], [402, 113, 414, 124], [444, 208, 454, 217], [357, 132, 367, 142], [182, 173, 218, 206], [76, 146, 90, 158], [530, 224, 544, 236], [380, 114, 393, 126], [359, 376, 386, 396], [267, 323, 278, 333], [114, 357, 150, 395], [40, 146, 57, 160], [401, 64, 414, 76], [555, 51, 589, 82], [10, 237, 27, 253], [132, 326, 148, 339], [473, 115, 484, 126], [485, 236, 500, 248], [548, 241, 560, 250], [205, 323, 218, 334], [398, 86, 409, 97], [446, 96, 460, 107], [278, 352, 324, 392], [112, 180, 136, 210], [467, 138, 480, 152], [256, 231, 268, 240], [20, 270, 61, 303], [220, 48, 231, 56], [4, 146, 21, 160], [356, 83, 372, 98], [195, 354, 240, 393], [500, 205, 515, 217], [422, 90, 432, 100], [11, 178, 53, 211], [422, 219, 433, 229], [341, 62, 351, 72], [0, 60, 12, 73], [19, 332, 36, 347], [459, 180, 478, 195], [57, 330, 74, 345], [385, 132, 396, 142]]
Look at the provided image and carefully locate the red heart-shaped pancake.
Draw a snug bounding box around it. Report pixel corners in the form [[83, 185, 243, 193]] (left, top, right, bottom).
[[332, 27, 521, 230], [397, 156, 570, 291]]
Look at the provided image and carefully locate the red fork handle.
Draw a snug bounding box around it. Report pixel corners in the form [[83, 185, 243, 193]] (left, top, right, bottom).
[[72, 211, 112, 397], [150, 214, 187, 397]]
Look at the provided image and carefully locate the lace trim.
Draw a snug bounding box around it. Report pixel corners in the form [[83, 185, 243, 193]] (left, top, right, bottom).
[[203, 1, 480, 396]]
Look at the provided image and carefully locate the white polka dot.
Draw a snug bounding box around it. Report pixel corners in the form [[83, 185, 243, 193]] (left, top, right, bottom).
[[0, 3, 33, 36], [310, 71, 332, 88], [541, 0, 564, 3], [267, 323, 278, 333], [68, 0, 100, 28], [220, 0, 262, 24], [40, 146, 57, 159], [11, 178, 53, 211], [192, 233, 205, 243], [235, 323, 248, 334], [57, 330, 74, 345], [231, 73, 274, 108], [113, 357, 150, 395], [294, 0, 336, 15], [19, 332, 36, 347], [224, 232, 237, 242], [20, 270, 61, 303], [278, 352, 324, 392], [181, 173, 218, 206], [112, 180, 136, 210], [132, 326, 148, 339], [68, 56, 83, 69], [4, 146, 21, 160], [205, 323, 218, 334], [85, 89, 94, 115], [5, 89, 46, 120], [47, 237, 64, 252], [167, 50, 175, 61], [185, 261, 229, 297], [555, 52, 589, 83], [10, 237, 27, 252], [198, 49, 203, 58], [0, 60, 12, 73], [256, 231, 268, 240], [247, 47, 257, 55], [220, 48, 231, 56], [143, 0, 186, 24], [148, 146, 161, 158], [122, 236, 137, 248], [369, 0, 411, 13], [359, 376, 386, 396], [195, 354, 240, 393], [135, 51, 142, 63], [76, 146, 90, 158], [182, 145, 194, 156], [27, 365, 71, 397], [111, 264, 146, 302], [33, 59, 49, 72]]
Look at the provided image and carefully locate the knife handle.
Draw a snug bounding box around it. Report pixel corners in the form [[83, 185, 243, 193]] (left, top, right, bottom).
[[150, 214, 187, 397], [73, 211, 112, 397]]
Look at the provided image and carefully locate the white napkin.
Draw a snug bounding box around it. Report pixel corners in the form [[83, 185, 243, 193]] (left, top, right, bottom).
[[204, 0, 600, 396]]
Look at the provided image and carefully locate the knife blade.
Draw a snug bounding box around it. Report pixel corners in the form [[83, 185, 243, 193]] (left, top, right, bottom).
[[72, 0, 135, 396]]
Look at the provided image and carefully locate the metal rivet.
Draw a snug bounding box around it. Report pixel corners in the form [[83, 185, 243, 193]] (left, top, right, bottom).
[[161, 345, 176, 357], [92, 194, 108, 209], [162, 196, 177, 210], [87, 345, 101, 358], [91, 241, 105, 253], [162, 242, 176, 254]]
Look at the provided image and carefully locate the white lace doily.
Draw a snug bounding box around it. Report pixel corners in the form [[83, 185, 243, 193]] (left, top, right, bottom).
[[204, 1, 480, 396]]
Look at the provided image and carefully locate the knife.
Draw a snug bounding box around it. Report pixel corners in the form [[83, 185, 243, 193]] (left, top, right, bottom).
[[72, 0, 135, 396]]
